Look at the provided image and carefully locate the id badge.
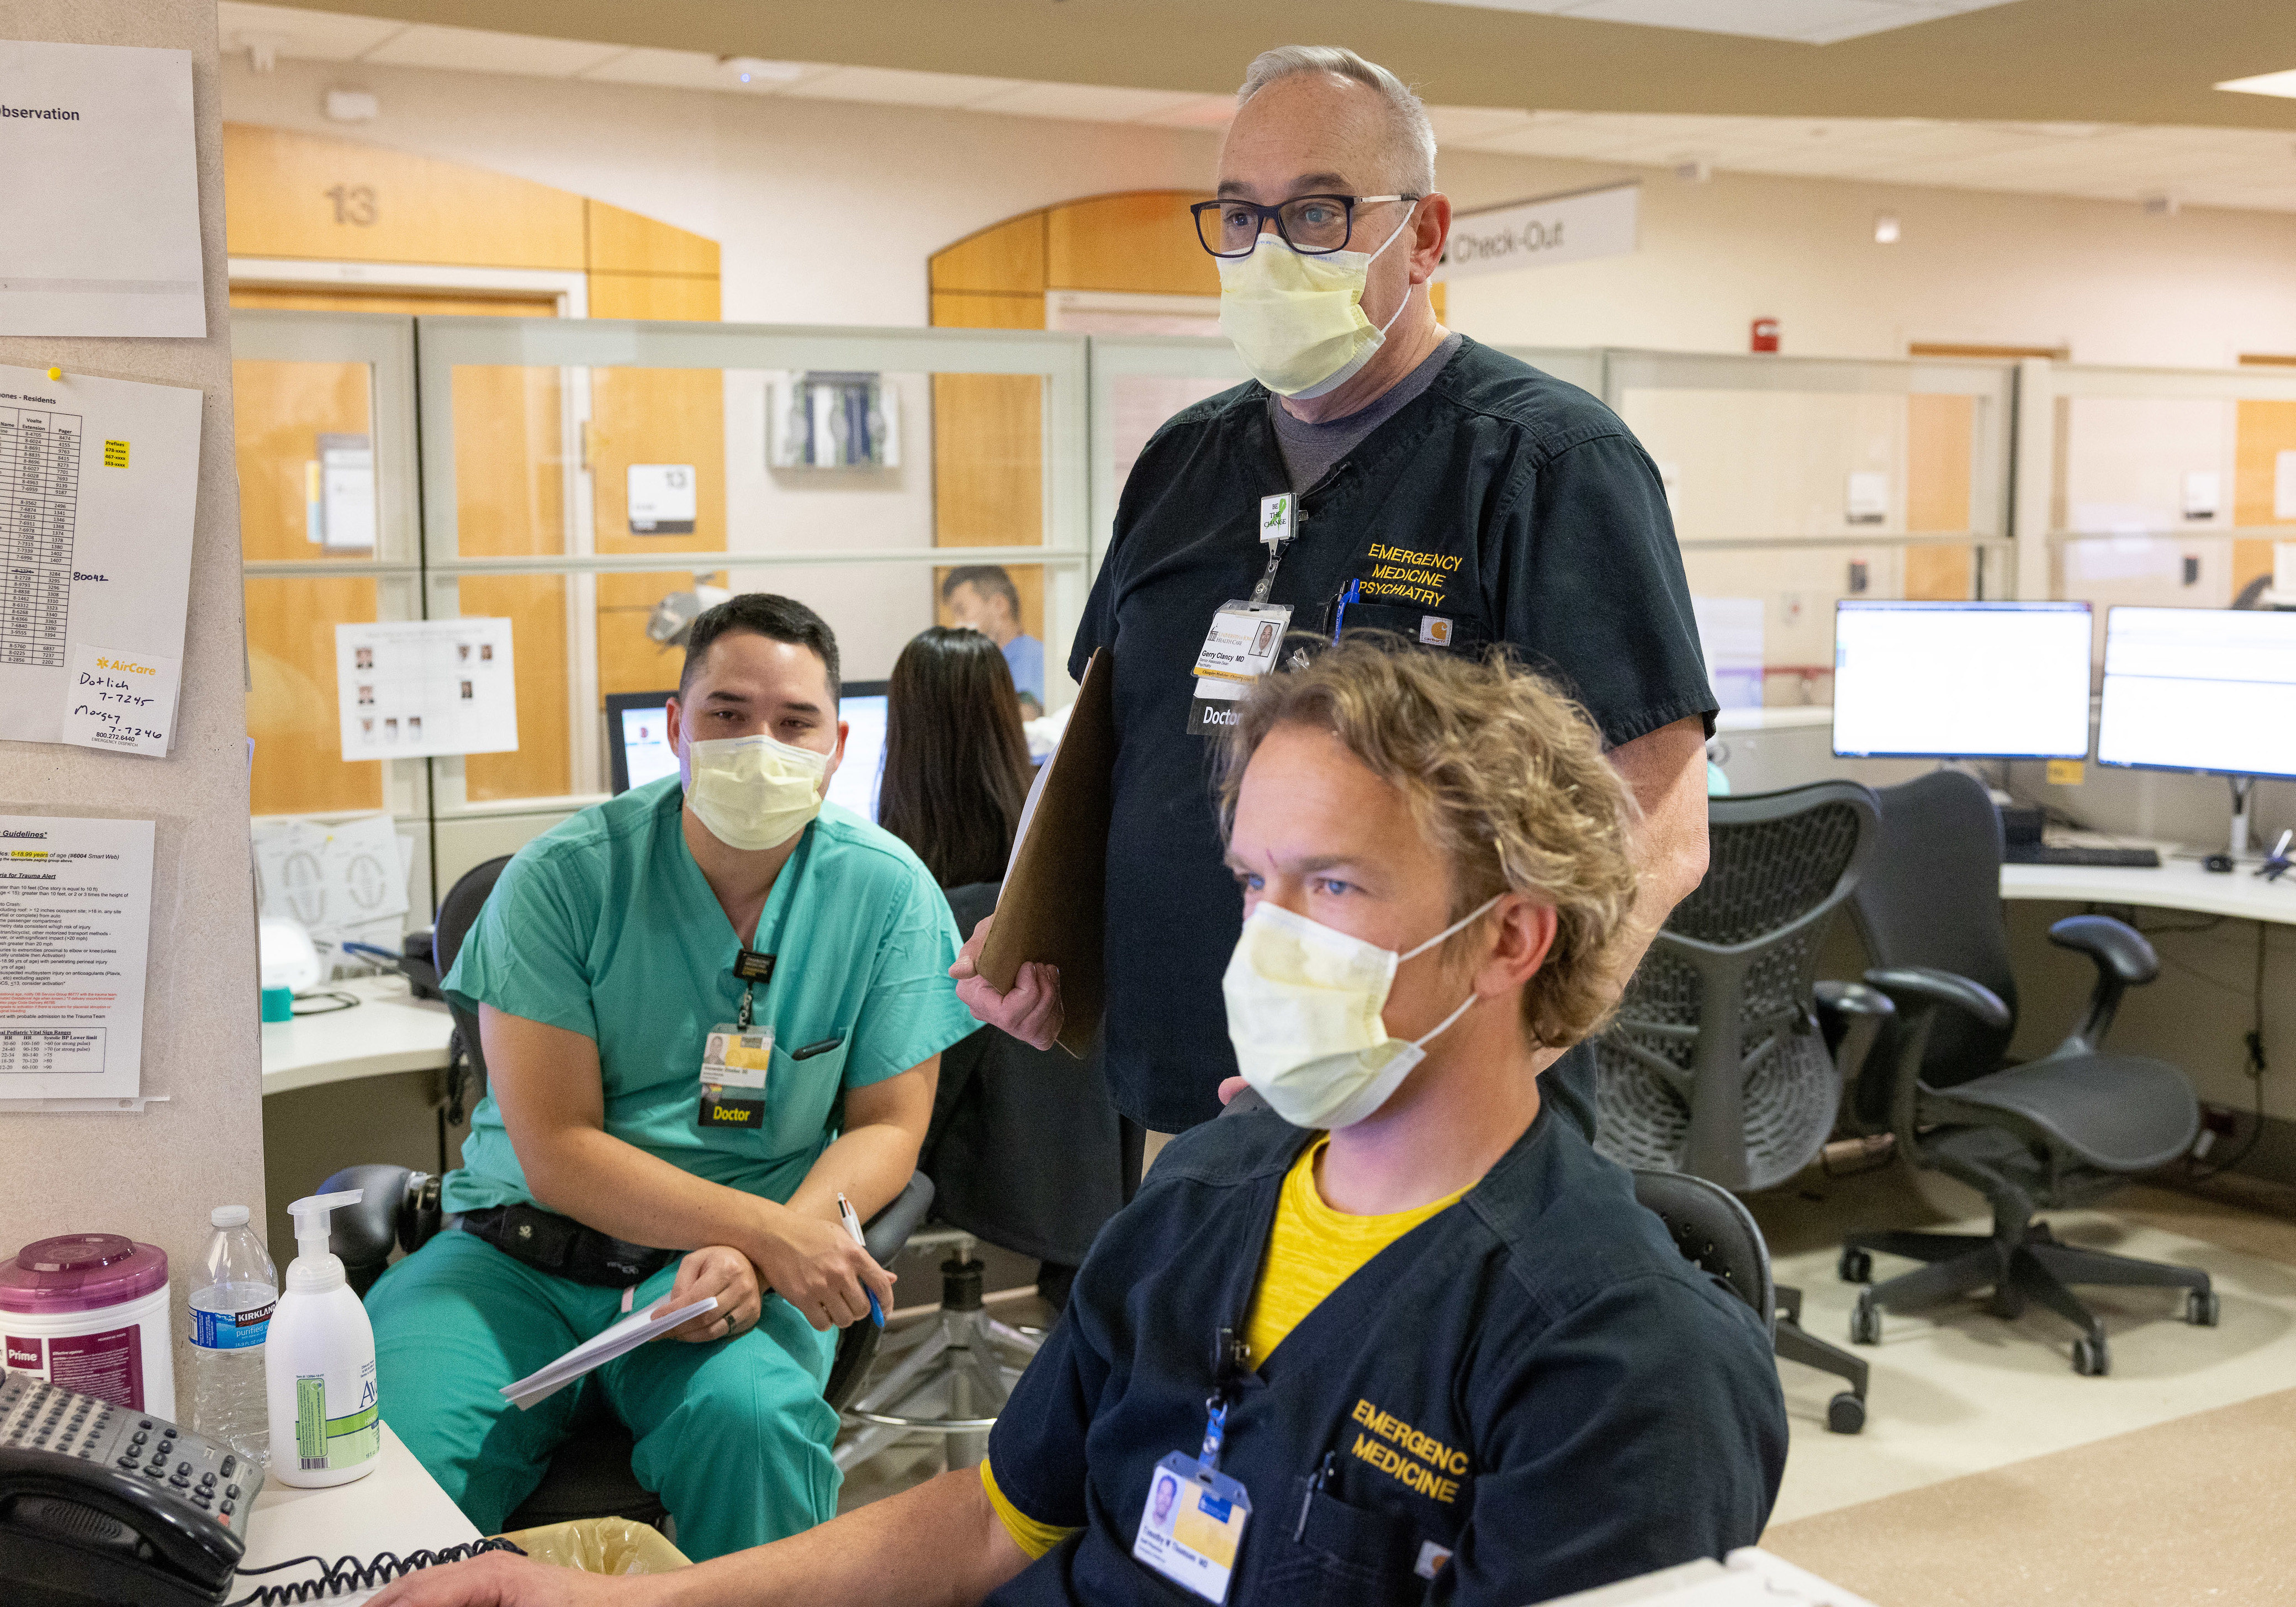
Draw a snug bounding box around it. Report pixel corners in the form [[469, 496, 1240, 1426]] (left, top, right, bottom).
[[697, 1023, 771, 1130], [1193, 600, 1292, 686], [1133, 1451, 1251, 1604]]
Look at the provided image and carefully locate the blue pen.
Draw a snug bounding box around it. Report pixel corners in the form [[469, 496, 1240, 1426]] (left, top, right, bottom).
[[837, 1193, 885, 1328], [1332, 578, 1361, 643]]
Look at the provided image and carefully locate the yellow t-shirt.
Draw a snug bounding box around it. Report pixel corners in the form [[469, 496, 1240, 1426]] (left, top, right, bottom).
[[982, 1138, 1470, 1559]]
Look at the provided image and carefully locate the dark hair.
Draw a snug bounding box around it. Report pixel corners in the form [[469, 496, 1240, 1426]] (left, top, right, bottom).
[[879, 627, 1033, 888], [680, 593, 840, 701], [940, 565, 1021, 621]]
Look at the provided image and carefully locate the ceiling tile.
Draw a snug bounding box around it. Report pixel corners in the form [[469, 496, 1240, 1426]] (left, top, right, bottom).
[[359, 23, 627, 77], [777, 65, 1028, 108], [216, 1, 406, 62], [964, 82, 1208, 122], [1426, 105, 1541, 142]]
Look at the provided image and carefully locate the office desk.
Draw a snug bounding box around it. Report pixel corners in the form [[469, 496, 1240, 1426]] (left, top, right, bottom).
[[235, 1424, 479, 1601], [2000, 848, 2296, 926], [262, 976, 454, 1096]]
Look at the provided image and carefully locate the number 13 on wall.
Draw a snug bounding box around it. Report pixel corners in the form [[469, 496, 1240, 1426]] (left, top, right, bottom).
[[326, 184, 378, 226]]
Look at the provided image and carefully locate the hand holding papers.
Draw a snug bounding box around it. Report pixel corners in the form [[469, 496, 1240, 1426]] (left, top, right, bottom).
[[499, 1296, 719, 1411]]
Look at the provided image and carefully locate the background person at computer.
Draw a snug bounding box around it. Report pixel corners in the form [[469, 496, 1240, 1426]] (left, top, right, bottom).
[[372, 643, 1782, 1607], [941, 563, 1046, 717], [362, 593, 979, 1561], [951, 44, 1715, 1160], [878, 627, 1126, 1314]]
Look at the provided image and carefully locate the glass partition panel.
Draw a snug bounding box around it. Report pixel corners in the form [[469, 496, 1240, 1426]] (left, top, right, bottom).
[[2042, 363, 2296, 651], [244, 573, 424, 815], [414, 318, 1090, 811], [1087, 335, 1250, 567], [1606, 351, 2015, 703], [230, 311, 418, 566]]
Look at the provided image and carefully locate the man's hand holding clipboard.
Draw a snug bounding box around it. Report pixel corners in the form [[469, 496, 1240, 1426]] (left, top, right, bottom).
[[949, 649, 1115, 1057]]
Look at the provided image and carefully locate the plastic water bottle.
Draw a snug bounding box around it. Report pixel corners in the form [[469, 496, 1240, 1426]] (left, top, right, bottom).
[[189, 1205, 278, 1467]]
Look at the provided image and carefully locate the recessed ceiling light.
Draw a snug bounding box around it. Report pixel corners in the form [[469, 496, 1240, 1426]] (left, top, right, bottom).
[[2216, 68, 2296, 99], [720, 56, 807, 86], [1874, 215, 1900, 244]]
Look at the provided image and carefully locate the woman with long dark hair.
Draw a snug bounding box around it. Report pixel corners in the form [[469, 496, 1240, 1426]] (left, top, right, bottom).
[[878, 627, 1031, 886], [879, 626, 1121, 1312]]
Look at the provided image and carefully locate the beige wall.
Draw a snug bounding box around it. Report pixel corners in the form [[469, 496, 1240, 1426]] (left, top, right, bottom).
[[2, 1, 266, 1391], [221, 55, 2296, 367]]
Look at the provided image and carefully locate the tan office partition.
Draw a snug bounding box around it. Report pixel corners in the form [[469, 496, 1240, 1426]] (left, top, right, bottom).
[[0, 0, 265, 1406]]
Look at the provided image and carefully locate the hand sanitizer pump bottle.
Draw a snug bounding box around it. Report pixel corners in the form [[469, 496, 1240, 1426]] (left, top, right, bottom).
[[266, 1191, 381, 1488]]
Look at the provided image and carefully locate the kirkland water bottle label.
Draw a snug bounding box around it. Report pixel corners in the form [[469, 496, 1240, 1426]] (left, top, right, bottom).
[[191, 1301, 274, 1350], [295, 1364, 380, 1471]]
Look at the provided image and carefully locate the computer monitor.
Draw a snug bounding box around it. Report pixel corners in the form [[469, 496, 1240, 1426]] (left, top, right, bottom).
[[1831, 601, 2093, 761], [2098, 606, 2296, 786], [605, 683, 892, 822]]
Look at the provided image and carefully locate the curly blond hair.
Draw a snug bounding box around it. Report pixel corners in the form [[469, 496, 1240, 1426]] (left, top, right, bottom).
[[1216, 637, 1639, 1049]]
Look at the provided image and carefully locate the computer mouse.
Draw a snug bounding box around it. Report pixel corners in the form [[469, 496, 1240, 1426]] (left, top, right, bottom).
[[2204, 853, 2235, 874]]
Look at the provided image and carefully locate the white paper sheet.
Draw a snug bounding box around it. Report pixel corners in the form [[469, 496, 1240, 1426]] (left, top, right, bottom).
[[251, 815, 411, 942], [336, 618, 520, 760], [0, 815, 154, 1104], [0, 41, 204, 338], [501, 1296, 718, 1410], [0, 364, 203, 750]]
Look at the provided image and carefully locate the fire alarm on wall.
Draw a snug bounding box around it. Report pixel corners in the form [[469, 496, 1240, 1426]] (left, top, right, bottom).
[[1751, 318, 1780, 353]]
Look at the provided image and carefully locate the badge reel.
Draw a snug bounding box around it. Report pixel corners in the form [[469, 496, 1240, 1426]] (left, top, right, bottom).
[[1133, 1367, 1252, 1601], [699, 949, 776, 1131]]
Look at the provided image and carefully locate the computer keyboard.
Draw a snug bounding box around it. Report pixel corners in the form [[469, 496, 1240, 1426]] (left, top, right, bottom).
[[2003, 843, 2161, 868]]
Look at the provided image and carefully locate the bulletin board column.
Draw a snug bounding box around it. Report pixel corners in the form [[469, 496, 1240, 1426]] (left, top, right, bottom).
[[0, 0, 264, 1412]]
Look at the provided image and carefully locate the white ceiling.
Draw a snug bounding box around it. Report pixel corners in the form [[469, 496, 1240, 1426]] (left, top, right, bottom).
[[1405, 0, 2021, 48], [214, 1, 2296, 214]]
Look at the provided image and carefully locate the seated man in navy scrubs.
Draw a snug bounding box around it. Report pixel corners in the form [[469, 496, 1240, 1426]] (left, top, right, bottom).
[[377, 639, 1786, 1607]]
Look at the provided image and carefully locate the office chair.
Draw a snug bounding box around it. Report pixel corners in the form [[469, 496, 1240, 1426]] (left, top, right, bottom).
[[833, 880, 1125, 1477], [322, 854, 937, 1529], [1595, 780, 1883, 1432], [1633, 1171, 1775, 1340], [1830, 769, 2215, 1376]]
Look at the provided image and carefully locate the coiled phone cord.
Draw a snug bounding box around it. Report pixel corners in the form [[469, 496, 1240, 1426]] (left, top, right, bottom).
[[227, 1537, 526, 1605]]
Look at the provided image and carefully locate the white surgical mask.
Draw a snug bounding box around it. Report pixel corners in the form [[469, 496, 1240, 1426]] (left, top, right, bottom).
[[683, 732, 828, 852], [1216, 204, 1419, 400], [1222, 894, 1501, 1130]]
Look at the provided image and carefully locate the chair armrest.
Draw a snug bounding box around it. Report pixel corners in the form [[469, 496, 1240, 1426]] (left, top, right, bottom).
[[1861, 967, 2012, 1032], [863, 1171, 935, 1265], [1813, 980, 1896, 1088], [2048, 915, 2159, 985]]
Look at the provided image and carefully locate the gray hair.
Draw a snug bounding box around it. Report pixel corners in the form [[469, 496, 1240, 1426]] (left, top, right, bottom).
[[1236, 46, 1437, 197]]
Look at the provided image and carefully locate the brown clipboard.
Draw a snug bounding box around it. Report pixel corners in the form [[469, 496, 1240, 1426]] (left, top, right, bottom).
[[977, 647, 1115, 1056]]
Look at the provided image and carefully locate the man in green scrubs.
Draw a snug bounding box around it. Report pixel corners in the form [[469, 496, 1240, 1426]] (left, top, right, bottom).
[[366, 594, 977, 1559]]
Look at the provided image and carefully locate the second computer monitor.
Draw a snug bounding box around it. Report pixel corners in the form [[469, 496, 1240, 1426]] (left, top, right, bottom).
[[2097, 606, 2296, 783], [606, 682, 891, 820], [1832, 601, 2093, 761]]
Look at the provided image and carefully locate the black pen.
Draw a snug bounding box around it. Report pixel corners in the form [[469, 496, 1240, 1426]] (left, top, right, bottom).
[[791, 1035, 845, 1060]]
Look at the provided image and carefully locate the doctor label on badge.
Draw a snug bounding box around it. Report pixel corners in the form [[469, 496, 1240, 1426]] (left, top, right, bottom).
[[698, 1024, 772, 1130], [1187, 600, 1290, 738]]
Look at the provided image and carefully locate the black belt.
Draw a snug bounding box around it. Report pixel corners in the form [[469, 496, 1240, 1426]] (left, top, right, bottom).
[[459, 1205, 678, 1288]]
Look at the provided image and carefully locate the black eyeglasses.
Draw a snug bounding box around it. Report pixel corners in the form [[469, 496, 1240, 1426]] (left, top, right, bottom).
[[1192, 193, 1420, 258]]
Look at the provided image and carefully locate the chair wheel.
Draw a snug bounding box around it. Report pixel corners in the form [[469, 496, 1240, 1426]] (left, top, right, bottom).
[[1849, 1291, 1881, 1346], [2072, 1336, 2110, 1376], [1826, 1392, 1866, 1434], [2187, 1289, 2220, 1327], [1838, 1248, 1872, 1284]]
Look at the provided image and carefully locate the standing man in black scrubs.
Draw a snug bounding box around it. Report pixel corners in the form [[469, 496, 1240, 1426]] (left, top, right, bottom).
[[955, 44, 1715, 1164]]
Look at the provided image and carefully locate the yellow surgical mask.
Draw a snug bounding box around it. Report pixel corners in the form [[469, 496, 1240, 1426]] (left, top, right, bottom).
[[1216, 204, 1419, 400], [682, 732, 828, 852], [1221, 894, 1497, 1130]]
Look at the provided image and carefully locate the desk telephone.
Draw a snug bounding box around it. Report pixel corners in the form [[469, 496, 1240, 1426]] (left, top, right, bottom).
[[0, 1367, 260, 1606]]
